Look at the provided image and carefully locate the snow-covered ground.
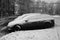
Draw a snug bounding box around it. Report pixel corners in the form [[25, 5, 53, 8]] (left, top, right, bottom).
[[0, 27, 59, 40]]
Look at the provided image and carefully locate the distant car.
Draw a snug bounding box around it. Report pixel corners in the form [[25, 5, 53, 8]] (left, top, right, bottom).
[[5, 13, 55, 32]]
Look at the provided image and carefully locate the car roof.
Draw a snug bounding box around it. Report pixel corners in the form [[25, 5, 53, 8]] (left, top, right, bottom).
[[14, 13, 54, 22]]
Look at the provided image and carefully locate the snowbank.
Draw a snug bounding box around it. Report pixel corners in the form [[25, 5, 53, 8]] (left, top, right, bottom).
[[0, 28, 58, 40], [52, 15, 60, 17]]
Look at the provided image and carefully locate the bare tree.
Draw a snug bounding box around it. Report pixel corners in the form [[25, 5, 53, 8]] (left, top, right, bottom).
[[55, 0, 60, 15], [15, 0, 32, 15], [0, 0, 15, 18]]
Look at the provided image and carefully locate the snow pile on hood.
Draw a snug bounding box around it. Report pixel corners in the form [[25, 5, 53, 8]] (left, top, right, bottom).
[[0, 28, 58, 40]]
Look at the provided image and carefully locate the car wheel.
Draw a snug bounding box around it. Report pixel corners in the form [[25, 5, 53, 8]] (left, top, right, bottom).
[[45, 20, 55, 28], [7, 24, 21, 33]]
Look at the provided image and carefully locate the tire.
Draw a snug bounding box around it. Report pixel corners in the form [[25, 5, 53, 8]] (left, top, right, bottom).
[[45, 20, 55, 28], [8, 24, 21, 33], [51, 20, 55, 26]]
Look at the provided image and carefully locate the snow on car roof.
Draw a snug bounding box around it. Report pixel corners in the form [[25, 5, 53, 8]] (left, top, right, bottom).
[[15, 13, 54, 21]]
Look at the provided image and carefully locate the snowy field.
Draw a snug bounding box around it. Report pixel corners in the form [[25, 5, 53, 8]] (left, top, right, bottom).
[[0, 15, 60, 40]]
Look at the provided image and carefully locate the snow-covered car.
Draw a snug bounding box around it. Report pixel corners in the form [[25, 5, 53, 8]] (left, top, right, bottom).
[[1, 13, 55, 33]]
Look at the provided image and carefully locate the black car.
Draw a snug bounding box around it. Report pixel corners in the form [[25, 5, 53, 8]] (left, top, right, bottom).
[[1, 13, 55, 33]]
